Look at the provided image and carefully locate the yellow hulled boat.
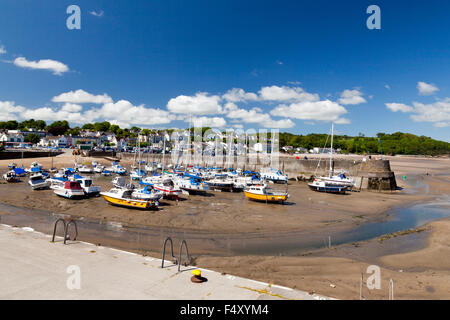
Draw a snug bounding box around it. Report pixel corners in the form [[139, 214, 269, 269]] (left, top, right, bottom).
[[244, 185, 289, 203], [101, 188, 158, 210]]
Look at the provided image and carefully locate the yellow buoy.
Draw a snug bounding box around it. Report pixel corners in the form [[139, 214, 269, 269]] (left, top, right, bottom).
[[191, 269, 201, 276]]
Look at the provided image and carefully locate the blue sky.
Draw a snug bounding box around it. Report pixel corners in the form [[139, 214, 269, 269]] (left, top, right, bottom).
[[0, 0, 449, 141]]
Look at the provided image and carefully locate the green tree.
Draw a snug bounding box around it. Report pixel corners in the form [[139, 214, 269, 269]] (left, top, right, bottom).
[[46, 121, 70, 136], [24, 133, 41, 145]]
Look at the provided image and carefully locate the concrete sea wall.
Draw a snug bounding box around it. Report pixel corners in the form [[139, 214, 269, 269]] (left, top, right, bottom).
[[0, 151, 63, 160]]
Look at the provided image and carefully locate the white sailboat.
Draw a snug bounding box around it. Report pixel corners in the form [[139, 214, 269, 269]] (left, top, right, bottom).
[[309, 123, 355, 193]]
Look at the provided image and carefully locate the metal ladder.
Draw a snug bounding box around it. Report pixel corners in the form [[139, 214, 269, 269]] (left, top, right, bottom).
[[51, 218, 78, 245], [161, 237, 192, 272]]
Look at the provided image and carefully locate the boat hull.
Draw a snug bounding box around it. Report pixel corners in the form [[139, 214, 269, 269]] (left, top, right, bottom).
[[243, 191, 288, 203], [308, 183, 347, 194], [102, 194, 157, 209], [54, 190, 86, 199], [208, 183, 234, 192]]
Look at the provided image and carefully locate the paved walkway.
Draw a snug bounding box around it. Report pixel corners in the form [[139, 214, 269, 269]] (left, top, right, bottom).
[[0, 224, 332, 300]]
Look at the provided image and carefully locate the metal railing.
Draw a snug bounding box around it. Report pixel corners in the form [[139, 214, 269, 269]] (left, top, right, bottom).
[[161, 237, 178, 268], [161, 237, 192, 272], [51, 218, 78, 245], [178, 239, 191, 272]]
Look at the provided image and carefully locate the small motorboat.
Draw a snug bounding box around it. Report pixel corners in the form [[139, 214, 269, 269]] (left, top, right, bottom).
[[94, 165, 105, 174], [153, 178, 181, 200], [130, 169, 146, 180], [102, 170, 112, 176], [132, 185, 164, 202], [308, 179, 348, 194], [13, 167, 27, 177], [112, 176, 127, 188], [207, 177, 234, 192], [26, 162, 43, 173], [3, 171, 18, 183], [140, 174, 164, 186], [53, 168, 74, 179], [101, 188, 158, 210], [70, 175, 101, 196], [28, 173, 50, 190], [244, 185, 289, 203], [316, 173, 355, 189], [8, 163, 17, 170], [48, 177, 68, 190], [53, 181, 85, 199], [77, 165, 94, 174], [260, 168, 288, 184], [174, 174, 209, 195], [113, 165, 127, 175]]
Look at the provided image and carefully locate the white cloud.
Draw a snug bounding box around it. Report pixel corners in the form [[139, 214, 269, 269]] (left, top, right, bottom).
[[0, 45, 6, 54], [338, 89, 367, 105], [61, 103, 83, 112], [222, 88, 258, 103], [417, 81, 439, 96], [384, 84, 390, 90], [98, 100, 174, 126], [52, 89, 113, 104], [385, 103, 414, 113], [335, 118, 351, 124], [0, 101, 25, 121], [433, 122, 449, 128], [226, 106, 295, 128], [410, 99, 450, 123], [13, 57, 69, 75], [270, 100, 348, 123], [167, 92, 222, 115], [259, 85, 319, 102], [386, 99, 450, 127], [89, 10, 104, 17]]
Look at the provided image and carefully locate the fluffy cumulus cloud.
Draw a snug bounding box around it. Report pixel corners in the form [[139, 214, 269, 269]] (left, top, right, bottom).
[[385, 103, 414, 113], [410, 99, 450, 125], [270, 100, 348, 123], [259, 86, 319, 102], [338, 89, 367, 105], [167, 92, 222, 115], [1, 97, 174, 128], [52, 89, 113, 104], [98, 100, 174, 126], [61, 103, 83, 113], [226, 106, 294, 128], [417, 81, 439, 96], [0, 101, 25, 121], [13, 57, 69, 75], [2, 84, 360, 129], [222, 88, 258, 103], [386, 98, 450, 127], [0, 45, 6, 54]]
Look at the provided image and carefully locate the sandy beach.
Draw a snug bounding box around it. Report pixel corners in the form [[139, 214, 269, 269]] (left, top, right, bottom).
[[0, 152, 449, 299]]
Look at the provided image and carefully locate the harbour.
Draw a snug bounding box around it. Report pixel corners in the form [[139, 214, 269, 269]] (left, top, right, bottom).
[[0, 152, 449, 299]]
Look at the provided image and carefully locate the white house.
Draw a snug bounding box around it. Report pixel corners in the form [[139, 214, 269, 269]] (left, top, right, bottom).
[[0, 132, 24, 143]]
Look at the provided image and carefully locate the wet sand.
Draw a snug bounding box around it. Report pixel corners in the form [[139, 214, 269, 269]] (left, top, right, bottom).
[[1, 153, 449, 299], [0, 154, 434, 234]]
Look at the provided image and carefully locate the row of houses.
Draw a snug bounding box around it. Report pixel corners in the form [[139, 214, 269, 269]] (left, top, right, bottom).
[[0, 129, 168, 150]]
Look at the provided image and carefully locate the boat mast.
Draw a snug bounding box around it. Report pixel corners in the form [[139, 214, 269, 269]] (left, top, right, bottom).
[[162, 133, 166, 173], [329, 122, 334, 177], [138, 135, 141, 174]]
